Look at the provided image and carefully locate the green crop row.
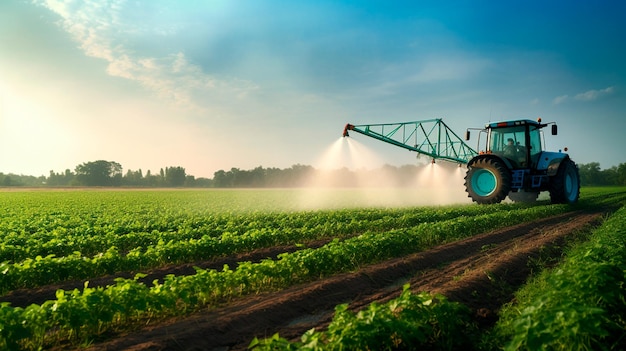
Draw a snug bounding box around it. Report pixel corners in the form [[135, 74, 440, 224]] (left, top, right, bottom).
[[0, 200, 506, 264], [0, 203, 499, 263], [2, 188, 622, 268], [0, 204, 571, 349], [0, 202, 520, 294], [9, 187, 592, 265], [250, 284, 476, 351], [247, 191, 626, 351], [489, 205, 626, 350], [0, 188, 624, 349]]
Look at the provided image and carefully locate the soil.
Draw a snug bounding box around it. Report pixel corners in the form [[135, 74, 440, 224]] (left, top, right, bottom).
[[1, 210, 605, 351]]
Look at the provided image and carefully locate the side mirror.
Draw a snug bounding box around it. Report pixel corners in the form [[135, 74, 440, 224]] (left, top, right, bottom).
[[551, 124, 558, 135], [465, 130, 471, 140]]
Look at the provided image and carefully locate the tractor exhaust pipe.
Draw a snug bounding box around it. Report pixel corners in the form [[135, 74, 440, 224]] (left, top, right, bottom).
[[343, 123, 354, 137]]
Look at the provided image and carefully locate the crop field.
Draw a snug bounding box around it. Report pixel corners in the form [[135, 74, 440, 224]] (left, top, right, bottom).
[[0, 187, 625, 350]]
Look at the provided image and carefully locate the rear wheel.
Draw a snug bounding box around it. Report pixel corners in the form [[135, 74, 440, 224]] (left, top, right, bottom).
[[465, 158, 511, 204], [549, 158, 580, 204]]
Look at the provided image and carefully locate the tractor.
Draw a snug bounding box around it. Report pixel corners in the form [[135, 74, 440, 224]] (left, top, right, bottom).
[[342, 118, 580, 204]]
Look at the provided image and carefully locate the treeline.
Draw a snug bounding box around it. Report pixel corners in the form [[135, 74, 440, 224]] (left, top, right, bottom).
[[0, 160, 210, 188], [0, 160, 624, 188], [578, 162, 626, 186], [0, 160, 427, 188], [210, 164, 433, 187]]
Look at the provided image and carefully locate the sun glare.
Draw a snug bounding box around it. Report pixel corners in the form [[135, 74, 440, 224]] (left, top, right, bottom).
[[0, 88, 76, 174]]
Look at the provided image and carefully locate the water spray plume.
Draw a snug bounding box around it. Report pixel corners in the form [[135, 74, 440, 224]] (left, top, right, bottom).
[[300, 138, 472, 209], [315, 138, 347, 171]]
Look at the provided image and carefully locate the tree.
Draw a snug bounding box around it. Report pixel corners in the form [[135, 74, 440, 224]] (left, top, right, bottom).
[[46, 169, 75, 186], [2, 175, 12, 186], [212, 170, 231, 187], [165, 166, 186, 187], [194, 177, 212, 187], [75, 160, 123, 186], [617, 163, 626, 185], [123, 169, 144, 186], [144, 170, 158, 187]]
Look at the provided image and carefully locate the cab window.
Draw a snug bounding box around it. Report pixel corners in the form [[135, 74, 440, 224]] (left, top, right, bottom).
[[490, 126, 526, 153], [490, 126, 528, 168], [528, 127, 542, 155], [528, 126, 542, 166]]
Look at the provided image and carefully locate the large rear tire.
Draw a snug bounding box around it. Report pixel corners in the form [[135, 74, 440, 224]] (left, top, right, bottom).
[[549, 158, 580, 204], [465, 158, 511, 204]]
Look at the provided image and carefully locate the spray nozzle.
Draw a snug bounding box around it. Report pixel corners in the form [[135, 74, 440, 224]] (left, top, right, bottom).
[[342, 123, 354, 137]]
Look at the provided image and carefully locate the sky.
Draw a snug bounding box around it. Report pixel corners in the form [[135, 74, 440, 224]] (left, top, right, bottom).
[[0, 0, 625, 178]]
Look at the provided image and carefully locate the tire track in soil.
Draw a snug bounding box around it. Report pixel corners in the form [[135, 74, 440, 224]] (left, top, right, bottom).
[[70, 209, 603, 351]]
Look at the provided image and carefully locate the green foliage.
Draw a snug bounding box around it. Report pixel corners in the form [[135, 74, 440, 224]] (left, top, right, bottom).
[[74, 160, 123, 186], [164, 166, 187, 187], [491, 206, 626, 351], [578, 162, 626, 186], [0, 188, 624, 349], [0, 190, 536, 293], [250, 285, 476, 350]]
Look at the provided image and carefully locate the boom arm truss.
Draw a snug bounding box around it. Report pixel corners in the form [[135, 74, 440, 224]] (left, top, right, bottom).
[[343, 119, 477, 164]]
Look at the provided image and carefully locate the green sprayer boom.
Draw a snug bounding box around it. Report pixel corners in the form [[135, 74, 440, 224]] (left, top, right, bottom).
[[343, 119, 478, 164]]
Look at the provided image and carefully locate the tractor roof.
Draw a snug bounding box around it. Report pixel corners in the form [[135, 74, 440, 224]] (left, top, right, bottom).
[[486, 119, 543, 129]]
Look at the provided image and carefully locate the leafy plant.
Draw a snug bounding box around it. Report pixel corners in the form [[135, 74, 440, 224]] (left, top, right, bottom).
[[492, 206, 626, 351], [250, 284, 476, 350]]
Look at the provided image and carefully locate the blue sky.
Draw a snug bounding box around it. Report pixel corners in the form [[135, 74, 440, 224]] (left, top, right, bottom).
[[0, 0, 624, 178]]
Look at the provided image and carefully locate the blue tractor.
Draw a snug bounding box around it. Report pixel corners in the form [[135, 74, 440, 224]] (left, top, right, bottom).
[[342, 118, 580, 204], [463, 118, 580, 204]]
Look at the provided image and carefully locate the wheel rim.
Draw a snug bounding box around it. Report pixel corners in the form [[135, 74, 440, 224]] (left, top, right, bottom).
[[564, 168, 578, 201], [472, 169, 497, 196]]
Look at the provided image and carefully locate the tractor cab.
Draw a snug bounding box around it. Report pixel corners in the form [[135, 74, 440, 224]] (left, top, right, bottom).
[[484, 119, 549, 169]]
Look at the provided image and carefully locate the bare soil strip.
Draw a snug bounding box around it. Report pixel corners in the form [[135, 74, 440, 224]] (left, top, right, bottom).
[[53, 209, 603, 351]]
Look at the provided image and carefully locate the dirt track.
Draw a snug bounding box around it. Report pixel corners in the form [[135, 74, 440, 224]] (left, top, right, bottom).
[[5, 210, 604, 351]]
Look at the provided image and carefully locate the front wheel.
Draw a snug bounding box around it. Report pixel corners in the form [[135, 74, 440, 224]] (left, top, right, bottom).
[[465, 158, 511, 204], [549, 158, 580, 204]]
